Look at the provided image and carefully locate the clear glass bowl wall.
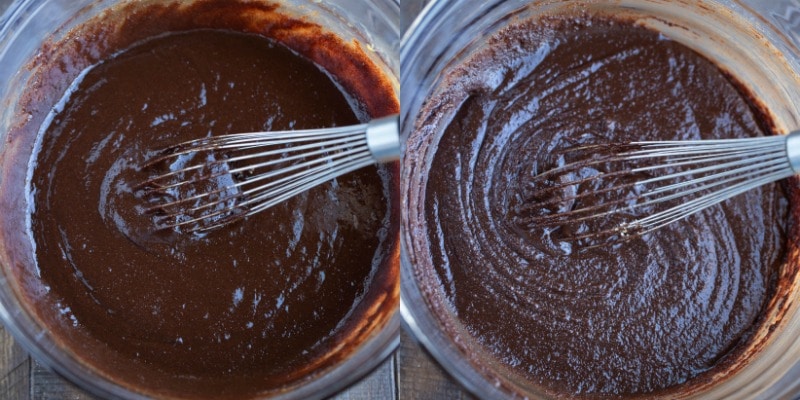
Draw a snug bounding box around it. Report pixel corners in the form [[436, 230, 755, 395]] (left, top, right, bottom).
[[400, 1, 800, 399], [0, 0, 399, 399]]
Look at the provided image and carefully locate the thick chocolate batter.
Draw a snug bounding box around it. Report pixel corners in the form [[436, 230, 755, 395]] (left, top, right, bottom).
[[405, 17, 788, 396], [1, 1, 398, 398]]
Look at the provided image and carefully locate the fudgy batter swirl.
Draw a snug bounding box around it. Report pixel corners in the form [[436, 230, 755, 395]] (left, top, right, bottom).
[[406, 18, 788, 396]]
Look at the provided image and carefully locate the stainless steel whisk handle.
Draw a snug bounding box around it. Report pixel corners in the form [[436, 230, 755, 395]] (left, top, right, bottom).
[[366, 114, 400, 163], [786, 130, 800, 173]]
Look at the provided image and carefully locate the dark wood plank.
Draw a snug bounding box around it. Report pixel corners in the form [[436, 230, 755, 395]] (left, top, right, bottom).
[[0, 328, 30, 400], [332, 354, 397, 400], [398, 331, 473, 400], [32, 361, 95, 400]]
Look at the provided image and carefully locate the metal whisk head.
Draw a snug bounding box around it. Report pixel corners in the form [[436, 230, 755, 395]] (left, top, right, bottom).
[[520, 131, 800, 247], [138, 115, 399, 232]]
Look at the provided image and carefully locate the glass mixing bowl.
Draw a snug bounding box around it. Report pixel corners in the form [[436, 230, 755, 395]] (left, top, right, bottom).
[[0, 0, 399, 398], [401, 0, 800, 398]]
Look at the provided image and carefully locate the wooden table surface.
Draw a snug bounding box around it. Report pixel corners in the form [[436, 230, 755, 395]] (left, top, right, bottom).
[[0, 0, 471, 398]]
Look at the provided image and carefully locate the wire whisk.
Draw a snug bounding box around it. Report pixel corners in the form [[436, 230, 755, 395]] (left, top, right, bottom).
[[519, 131, 800, 246], [138, 115, 399, 232]]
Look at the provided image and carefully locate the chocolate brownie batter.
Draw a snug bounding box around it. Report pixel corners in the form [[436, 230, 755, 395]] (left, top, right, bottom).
[[1, 1, 397, 398], [405, 17, 789, 396]]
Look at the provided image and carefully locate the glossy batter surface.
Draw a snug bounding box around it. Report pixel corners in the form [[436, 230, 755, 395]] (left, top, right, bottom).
[[6, 3, 398, 398], [406, 18, 787, 396]]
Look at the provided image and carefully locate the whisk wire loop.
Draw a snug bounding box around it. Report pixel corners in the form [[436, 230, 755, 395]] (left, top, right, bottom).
[[637, 151, 788, 195], [147, 135, 369, 194], [526, 132, 799, 247], [141, 115, 399, 232], [634, 168, 793, 233], [169, 152, 375, 231]]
